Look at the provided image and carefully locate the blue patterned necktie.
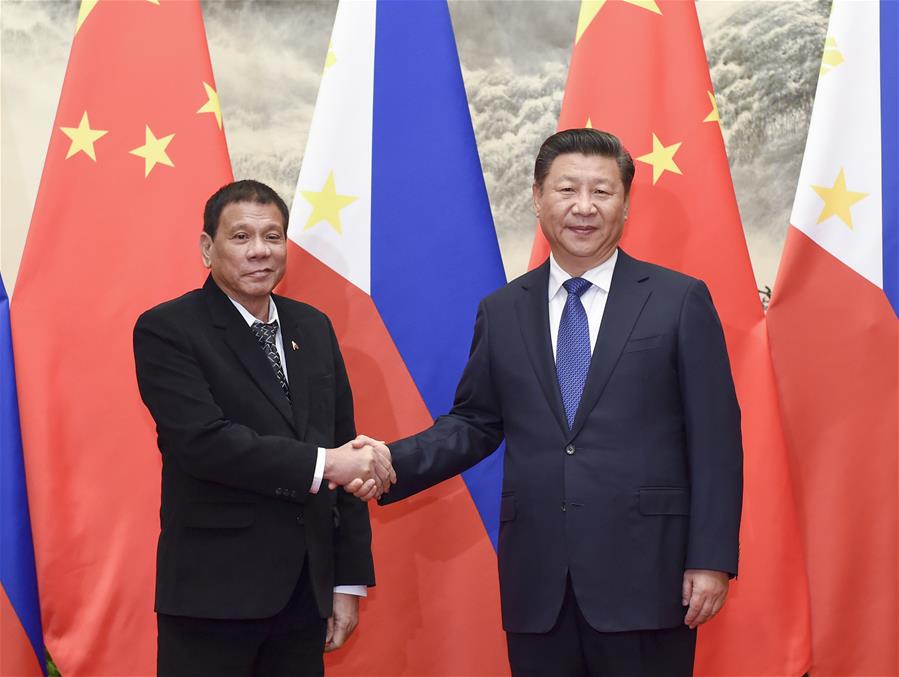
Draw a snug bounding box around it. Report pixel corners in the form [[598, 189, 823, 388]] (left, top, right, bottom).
[[556, 277, 592, 429], [250, 319, 291, 401]]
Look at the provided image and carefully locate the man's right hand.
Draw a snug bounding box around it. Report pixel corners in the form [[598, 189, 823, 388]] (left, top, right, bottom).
[[324, 436, 395, 500]]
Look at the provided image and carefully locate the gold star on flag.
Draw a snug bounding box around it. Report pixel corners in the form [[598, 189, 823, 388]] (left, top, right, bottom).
[[820, 36, 845, 77], [325, 42, 337, 71], [636, 133, 682, 185], [197, 82, 223, 129], [811, 168, 868, 230], [129, 125, 175, 177], [300, 172, 358, 234], [576, 0, 662, 43], [60, 111, 108, 161], [703, 91, 720, 123], [585, 117, 593, 129], [75, 0, 99, 33]]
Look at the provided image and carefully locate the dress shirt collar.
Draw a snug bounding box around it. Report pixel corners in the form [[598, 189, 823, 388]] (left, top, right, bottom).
[[548, 248, 619, 300], [227, 295, 279, 328]]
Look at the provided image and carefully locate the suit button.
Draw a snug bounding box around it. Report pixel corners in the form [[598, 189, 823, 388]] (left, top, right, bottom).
[[275, 488, 283, 496], [565, 444, 575, 455], [561, 502, 567, 512]]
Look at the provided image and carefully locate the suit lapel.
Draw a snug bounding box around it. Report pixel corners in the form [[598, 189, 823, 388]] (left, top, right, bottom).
[[568, 251, 651, 440], [515, 262, 568, 435], [203, 277, 297, 432], [274, 297, 311, 441]]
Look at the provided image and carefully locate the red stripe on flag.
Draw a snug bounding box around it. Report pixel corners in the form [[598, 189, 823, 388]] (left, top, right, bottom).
[[280, 244, 509, 675], [1, 585, 43, 677], [769, 228, 898, 677]]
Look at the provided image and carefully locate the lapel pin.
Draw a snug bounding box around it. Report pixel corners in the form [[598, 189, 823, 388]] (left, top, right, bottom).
[[291, 340, 300, 351]]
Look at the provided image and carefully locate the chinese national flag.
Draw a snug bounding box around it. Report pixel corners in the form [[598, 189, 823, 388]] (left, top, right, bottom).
[[11, 1, 232, 674], [530, 2, 811, 675]]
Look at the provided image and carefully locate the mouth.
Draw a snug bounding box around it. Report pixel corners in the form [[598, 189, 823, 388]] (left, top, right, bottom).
[[245, 269, 273, 278], [566, 224, 598, 236]]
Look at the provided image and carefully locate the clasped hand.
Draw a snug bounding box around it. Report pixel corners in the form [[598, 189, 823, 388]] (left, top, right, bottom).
[[323, 434, 395, 501]]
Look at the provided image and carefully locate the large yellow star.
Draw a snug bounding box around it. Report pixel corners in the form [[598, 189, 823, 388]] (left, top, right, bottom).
[[75, 0, 99, 34], [576, 0, 661, 43], [636, 133, 683, 185], [324, 42, 337, 71], [197, 82, 223, 130], [129, 125, 175, 177], [300, 172, 358, 233], [703, 91, 720, 123], [59, 111, 108, 161], [811, 168, 868, 230]]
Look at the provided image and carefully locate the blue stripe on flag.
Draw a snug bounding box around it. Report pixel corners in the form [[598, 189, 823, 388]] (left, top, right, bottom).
[[370, 0, 507, 548], [881, 0, 899, 317], [1, 275, 46, 675]]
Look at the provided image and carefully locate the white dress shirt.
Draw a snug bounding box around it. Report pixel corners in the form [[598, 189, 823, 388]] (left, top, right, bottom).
[[228, 295, 365, 597], [548, 249, 619, 361]]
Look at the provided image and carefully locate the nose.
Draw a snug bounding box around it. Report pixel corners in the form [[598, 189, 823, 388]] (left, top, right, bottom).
[[247, 235, 271, 259], [572, 189, 596, 215]]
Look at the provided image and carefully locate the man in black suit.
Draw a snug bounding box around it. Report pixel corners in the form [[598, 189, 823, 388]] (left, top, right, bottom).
[[134, 180, 393, 677], [368, 129, 743, 676]]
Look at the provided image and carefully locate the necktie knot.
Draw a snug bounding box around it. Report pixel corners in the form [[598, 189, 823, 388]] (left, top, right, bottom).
[[563, 277, 591, 297], [251, 319, 279, 347]]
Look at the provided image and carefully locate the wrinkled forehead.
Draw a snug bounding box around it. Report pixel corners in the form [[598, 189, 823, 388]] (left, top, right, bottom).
[[543, 152, 624, 184], [218, 200, 287, 233]]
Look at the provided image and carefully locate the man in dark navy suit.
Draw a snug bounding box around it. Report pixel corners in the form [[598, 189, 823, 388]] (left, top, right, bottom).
[[134, 180, 393, 677], [370, 130, 743, 676]]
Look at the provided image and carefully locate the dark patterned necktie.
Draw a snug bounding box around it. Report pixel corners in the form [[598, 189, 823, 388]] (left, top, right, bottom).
[[250, 319, 291, 401], [556, 277, 592, 429]]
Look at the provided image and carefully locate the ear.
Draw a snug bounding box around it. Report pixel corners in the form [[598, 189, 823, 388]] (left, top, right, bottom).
[[623, 194, 631, 220], [532, 183, 542, 218], [199, 232, 213, 268]]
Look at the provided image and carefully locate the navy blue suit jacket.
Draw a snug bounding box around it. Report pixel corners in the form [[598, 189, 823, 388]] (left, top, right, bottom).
[[381, 250, 742, 633]]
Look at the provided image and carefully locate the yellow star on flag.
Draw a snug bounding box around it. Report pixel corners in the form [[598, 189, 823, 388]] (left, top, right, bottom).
[[636, 133, 683, 185], [197, 82, 223, 129], [75, 0, 99, 34], [585, 117, 593, 129], [60, 111, 108, 161], [703, 91, 720, 123], [300, 172, 358, 234], [129, 125, 175, 177], [576, 0, 662, 43], [324, 42, 337, 71], [811, 168, 868, 230]]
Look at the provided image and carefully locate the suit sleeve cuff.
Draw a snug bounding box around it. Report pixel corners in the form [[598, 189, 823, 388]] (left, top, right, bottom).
[[334, 585, 367, 597], [309, 447, 325, 494]]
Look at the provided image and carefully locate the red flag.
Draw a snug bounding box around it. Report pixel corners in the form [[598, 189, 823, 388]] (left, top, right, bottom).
[[11, 2, 231, 674], [531, 2, 811, 674], [767, 2, 898, 674]]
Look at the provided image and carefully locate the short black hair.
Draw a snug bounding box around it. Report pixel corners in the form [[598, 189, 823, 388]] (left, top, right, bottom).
[[534, 128, 635, 196], [203, 180, 290, 238]]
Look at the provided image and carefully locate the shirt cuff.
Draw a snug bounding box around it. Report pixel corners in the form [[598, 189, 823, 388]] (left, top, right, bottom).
[[309, 447, 326, 494], [334, 585, 367, 597]]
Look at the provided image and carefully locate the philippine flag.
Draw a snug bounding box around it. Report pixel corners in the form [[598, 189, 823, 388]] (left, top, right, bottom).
[[277, 1, 510, 674], [767, 2, 898, 675], [1, 274, 45, 677]]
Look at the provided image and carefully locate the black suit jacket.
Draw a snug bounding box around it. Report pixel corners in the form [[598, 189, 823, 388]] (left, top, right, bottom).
[[382, 251, 742, 633], [134, 276, 373, 621]]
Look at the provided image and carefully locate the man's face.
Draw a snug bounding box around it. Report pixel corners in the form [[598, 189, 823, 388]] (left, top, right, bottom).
[[533, 153, 629, 276], [200, 201, 287, 309]]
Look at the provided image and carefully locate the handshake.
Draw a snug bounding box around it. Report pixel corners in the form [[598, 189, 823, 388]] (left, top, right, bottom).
[[323, 435, 395, 502]]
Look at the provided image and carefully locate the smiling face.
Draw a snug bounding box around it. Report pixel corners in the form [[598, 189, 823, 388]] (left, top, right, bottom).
[[199, 201, 287, 319], [533, 152, 629, 277]]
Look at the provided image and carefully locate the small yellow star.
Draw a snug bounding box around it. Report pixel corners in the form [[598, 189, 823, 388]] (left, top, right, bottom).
[[324, 42, 337, 71], [75, 0, 99, 34], [636, 133, 683, 185], [576, 0, 661, 43], [811, 168, 868, 230], [300, 172, 358, 234], [129, 125, 175, 178], [820, 36, 845, 77], [197, 82, 223, 130], [585, 117, 593, 129], [703, 91, 720, 123], [60, 111, 108, 161]]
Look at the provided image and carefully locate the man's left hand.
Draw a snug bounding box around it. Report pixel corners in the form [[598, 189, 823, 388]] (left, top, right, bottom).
[[682, 569, 729, 629], [325, 592, 359, 652]]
